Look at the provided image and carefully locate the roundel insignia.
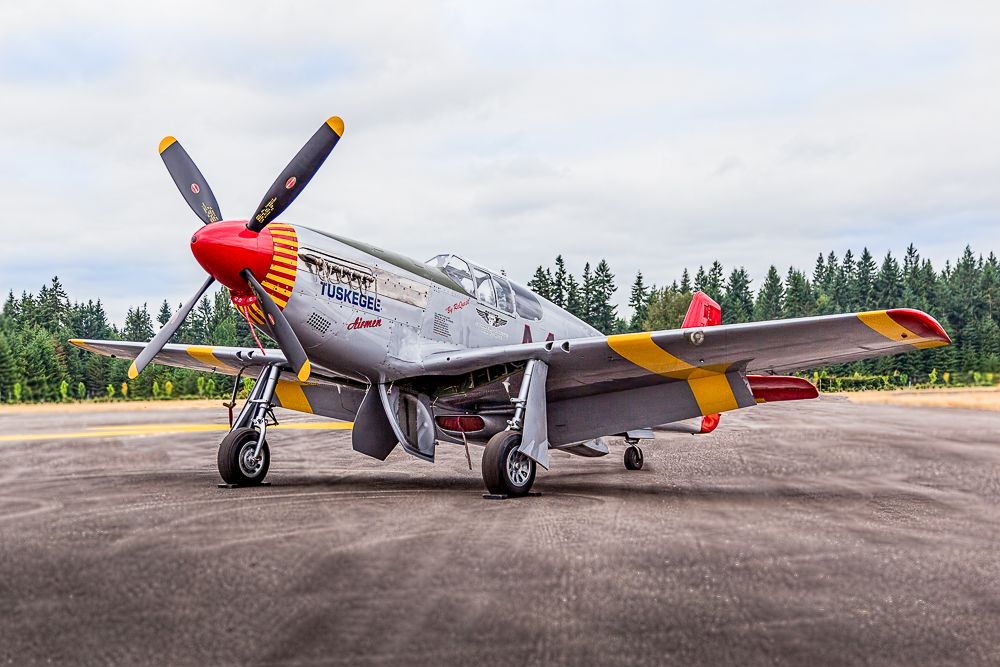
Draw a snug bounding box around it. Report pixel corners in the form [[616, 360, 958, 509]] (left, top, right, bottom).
[[285, 176, 297, 190], [191, 183, 200, 194]]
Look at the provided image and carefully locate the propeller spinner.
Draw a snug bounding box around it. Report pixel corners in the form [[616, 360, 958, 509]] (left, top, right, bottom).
[[127, 116, 345, 383]]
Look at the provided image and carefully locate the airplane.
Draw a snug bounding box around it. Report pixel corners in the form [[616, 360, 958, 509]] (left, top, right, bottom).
[[70, 115, 952, 498]]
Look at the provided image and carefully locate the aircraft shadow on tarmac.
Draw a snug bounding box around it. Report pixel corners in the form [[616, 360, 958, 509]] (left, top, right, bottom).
[[129, 467, 941, 508]]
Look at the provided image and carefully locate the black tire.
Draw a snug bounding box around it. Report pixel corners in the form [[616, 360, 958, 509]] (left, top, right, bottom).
[[624, 445, 643, 470], [482, 431, 536, 497], [218, 427, 270, 485]]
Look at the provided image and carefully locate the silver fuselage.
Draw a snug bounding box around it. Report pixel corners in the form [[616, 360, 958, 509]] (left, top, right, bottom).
[[283, 225, 598, 386]]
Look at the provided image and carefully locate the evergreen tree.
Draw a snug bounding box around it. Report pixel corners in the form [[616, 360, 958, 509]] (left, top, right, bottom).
[[839, 250, 856, 311], [36, 276, 70, 333], [628, 271, 650, 332], [157, 300, 173, 327], [679, 268, 691, 294], [704, 261, 725, 303], [590, 260, 618, 334], [565, 274, 584, 319], [528, 266, 552, 300], [0, 331, 14, 402], [784, 268, 816, 318], [754, 265, 785, 321], [873, 251, 904, 308], [123, 304, 155, 342], [854, 248, 877, 309], [694, 266, 707, 293], [722, 267, 754, 323], [552, 255, 568, 308], [581, 262, 594, 324]]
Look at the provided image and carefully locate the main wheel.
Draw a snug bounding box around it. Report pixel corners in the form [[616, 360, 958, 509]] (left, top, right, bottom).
[[624, 445, 643, 470], [482, 431, 536, 497], [218, 427, 270, 486]]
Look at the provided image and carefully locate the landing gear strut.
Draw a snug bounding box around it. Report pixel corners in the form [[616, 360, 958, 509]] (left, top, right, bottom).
[[219, 364, 281, 486]]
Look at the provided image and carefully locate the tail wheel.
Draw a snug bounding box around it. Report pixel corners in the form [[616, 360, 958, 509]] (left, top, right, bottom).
[[482, 431, 536, 497], [218, 427, 270, 485], [624, 445, 644, 470]]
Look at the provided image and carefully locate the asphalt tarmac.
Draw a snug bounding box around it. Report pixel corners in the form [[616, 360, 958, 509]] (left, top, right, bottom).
[[1, 397, 999, 666]]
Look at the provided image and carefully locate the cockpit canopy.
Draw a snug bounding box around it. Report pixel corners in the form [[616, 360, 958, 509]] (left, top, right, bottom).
[[427, 254, 543, 320]]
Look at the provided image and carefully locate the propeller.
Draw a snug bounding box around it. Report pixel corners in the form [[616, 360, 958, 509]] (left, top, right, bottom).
[[127, 275, 215, 379], [247, 117, 344, 232], [128, 116, 345, 382], [159, 137, 223, 224], [243, 270, 311, 382]]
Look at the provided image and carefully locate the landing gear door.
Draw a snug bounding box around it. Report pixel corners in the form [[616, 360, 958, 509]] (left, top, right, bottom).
[[378, 384, 436, 462]]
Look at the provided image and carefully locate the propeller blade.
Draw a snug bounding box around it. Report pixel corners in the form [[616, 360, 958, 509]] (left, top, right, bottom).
[[159, 136, 223, 225], [128, 275, 216, 379], [242, 270, 311, 382], [246, 116, 344, 232]]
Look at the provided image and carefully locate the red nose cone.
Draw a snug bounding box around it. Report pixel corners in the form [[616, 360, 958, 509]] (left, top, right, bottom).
[[190, 220, 274, 292]]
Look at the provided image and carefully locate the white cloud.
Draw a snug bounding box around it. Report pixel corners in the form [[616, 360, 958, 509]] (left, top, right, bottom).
[[1, 1, 999, 323]]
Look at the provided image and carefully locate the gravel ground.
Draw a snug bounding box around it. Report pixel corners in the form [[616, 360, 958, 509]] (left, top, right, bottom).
[[1, 396, 999, 666]]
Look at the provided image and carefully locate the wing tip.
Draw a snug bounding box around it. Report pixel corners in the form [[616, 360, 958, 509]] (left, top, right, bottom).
[[158, 136, 177, 154], [325, 116, 344, 137], [886, 308, 952, 347]]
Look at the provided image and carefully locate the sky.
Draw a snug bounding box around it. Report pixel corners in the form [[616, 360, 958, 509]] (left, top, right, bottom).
[[1, 1, 999, 325]]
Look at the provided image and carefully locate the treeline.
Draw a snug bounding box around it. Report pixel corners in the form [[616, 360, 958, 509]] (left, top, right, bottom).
[[1, 242, 997, 403], [528, 244, 1000, 384], [0, 278, 268, 402]]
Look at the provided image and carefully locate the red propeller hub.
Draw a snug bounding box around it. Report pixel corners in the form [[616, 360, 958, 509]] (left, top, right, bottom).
[[189, 220, 274, 292]]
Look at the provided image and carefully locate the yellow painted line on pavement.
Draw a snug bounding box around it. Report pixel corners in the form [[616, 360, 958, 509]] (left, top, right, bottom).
[[0, 422, 353, 443]]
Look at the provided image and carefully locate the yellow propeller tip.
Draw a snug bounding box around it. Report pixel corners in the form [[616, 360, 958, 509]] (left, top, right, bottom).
[[127, 363, 139, 380], [68, 339, 82, 345], [158, 136, 177, 154], [325, 116, 344, 137], [297, 360, 311, 383]]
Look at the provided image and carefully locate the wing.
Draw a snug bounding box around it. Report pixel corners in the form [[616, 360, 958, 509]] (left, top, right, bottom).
[[69, 338, 368, 420], [417, 309, 950, 445], [70, 339, 286, 376]]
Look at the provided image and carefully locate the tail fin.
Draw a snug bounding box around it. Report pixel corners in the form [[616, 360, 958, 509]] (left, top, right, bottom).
[[682, 292, 723, 433], [681, 291, 722, 328]]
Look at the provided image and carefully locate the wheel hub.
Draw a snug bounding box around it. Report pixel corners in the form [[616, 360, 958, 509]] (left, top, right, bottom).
[[239, 441, 264, 477], [506, 448, 532, 487]]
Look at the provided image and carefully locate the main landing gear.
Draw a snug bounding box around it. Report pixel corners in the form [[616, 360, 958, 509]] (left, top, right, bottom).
[[218, 364, 280, 486], [624, 437, 644, 470], [482, 431, 536, 497]]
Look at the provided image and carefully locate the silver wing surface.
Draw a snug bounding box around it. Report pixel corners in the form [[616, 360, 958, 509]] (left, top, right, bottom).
[[68, 339, 364, 421], [70, 339, 287, 376], [416, 309, 950, 445]]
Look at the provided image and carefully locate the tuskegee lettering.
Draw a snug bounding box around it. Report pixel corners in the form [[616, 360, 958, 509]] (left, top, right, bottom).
[[320, 283, 382, 312]]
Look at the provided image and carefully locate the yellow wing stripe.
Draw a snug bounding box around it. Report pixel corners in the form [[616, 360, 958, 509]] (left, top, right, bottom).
[[688, 373, 740, 414], [186, 345, 236, 372], [607, 333, 695, 376], [275, 380, 313, 414], [857, 311, 946, 350], [606, 332, 739, 414]]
